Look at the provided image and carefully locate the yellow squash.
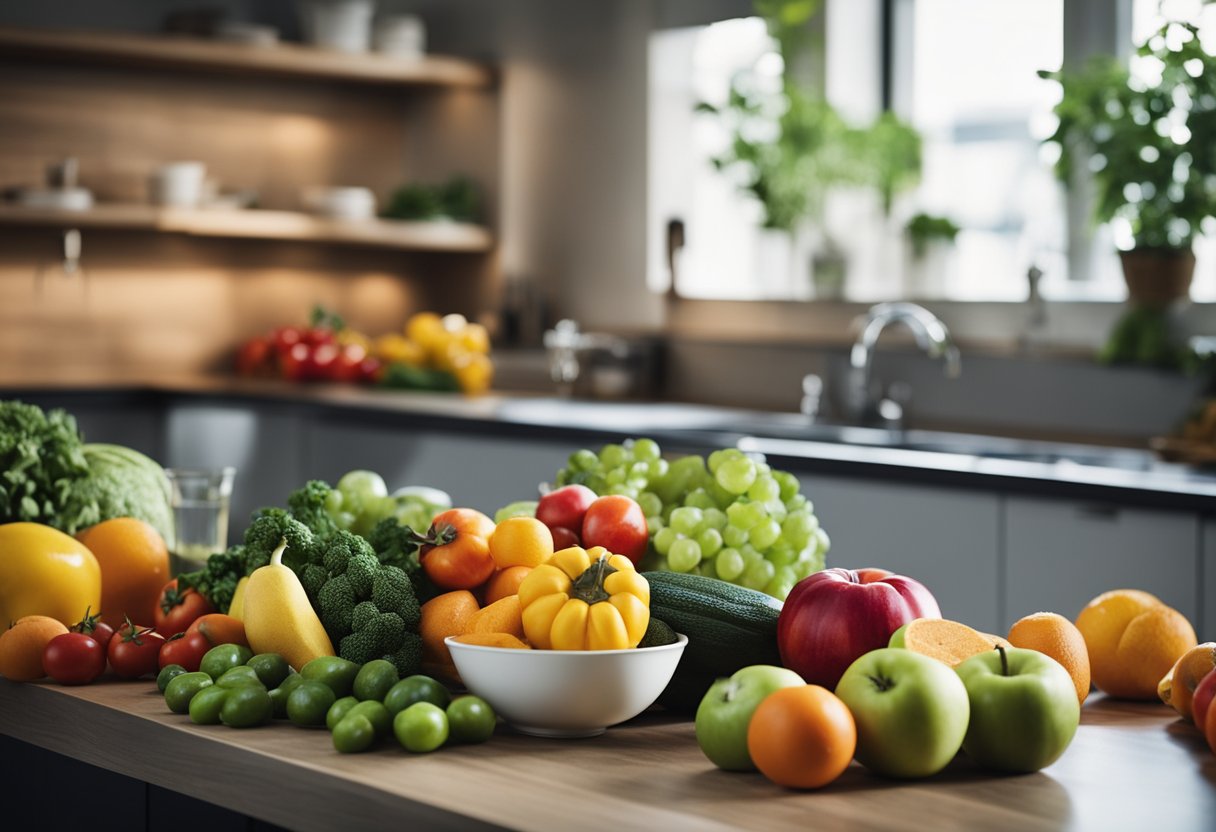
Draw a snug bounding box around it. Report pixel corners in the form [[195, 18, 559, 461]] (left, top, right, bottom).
[[241, 537, 334, 670], [0, 522, 101, 626], [518, 546, 649, 650], [227, 576, 250, 621]]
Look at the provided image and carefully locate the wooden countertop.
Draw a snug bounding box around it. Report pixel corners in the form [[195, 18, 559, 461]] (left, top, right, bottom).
[[1, 678, 1214, 831]]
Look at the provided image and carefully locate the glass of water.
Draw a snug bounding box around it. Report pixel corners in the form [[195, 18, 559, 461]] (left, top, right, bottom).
[[165, 467, 236, 573]]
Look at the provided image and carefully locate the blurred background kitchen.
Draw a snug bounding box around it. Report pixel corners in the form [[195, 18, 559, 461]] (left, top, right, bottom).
[[3, 1, 1216, 631]]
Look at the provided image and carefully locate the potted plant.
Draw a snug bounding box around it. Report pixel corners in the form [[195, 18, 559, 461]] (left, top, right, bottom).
[[904, 213, 960, 298], [1042, 20, 1216, 308], [696, 0, 921, 298]]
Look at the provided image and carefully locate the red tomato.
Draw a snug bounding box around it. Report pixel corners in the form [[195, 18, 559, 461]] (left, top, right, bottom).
[[273, 326, 304, 354], [303, 326, 337, 347], [279, 342, 312, 382], [419, 508, 497, 590], [537, 485, 597, 532], [306, 343, 341, 381], [71, 607, 115, 652], [107, 622, 166, 679], [159, 631, 212, 672], [43, 633, 107, 685], [235, 337, 272, 376], [331, 344, 367, 383], [153, 579, 215, 638], [581, 495, 648, 564]]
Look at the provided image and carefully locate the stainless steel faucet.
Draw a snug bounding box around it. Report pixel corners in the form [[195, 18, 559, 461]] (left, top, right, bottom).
[[846, 303, 961, 427]]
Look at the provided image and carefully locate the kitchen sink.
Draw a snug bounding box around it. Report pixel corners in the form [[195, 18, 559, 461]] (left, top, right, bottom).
[[496, 398, 1160, 472]]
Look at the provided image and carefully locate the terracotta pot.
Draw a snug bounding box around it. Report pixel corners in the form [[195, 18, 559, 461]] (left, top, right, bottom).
[[1119, 248, 1195, 308]]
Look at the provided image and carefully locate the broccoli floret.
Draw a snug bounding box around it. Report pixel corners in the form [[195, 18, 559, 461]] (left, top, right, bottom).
[[177, 546, 245, 612], [366, 517, 421, 574], [309, 531, 423, 677], [287, 480, 340, 538], [245, 509, 316, 570], [317, 573, 357, 636]]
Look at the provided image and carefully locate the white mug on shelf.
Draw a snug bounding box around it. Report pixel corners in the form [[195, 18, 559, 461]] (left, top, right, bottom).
[[373, 14, 425, 59], [298, 0, 376, 53], [149, 162, 206, 208], [302, 186, 376, 220]]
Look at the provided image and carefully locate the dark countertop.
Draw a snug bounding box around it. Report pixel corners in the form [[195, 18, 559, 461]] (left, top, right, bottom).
[[5, 375, 1215, 513]]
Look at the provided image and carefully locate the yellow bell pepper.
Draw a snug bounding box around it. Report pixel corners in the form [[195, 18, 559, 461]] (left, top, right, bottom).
[[517, 546, 650, 650], [0, 522, 102, 626]]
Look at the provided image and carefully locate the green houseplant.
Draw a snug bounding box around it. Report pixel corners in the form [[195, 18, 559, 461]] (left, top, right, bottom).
[[696, 0, 922, 298], [1042, 20, 1216, 308]]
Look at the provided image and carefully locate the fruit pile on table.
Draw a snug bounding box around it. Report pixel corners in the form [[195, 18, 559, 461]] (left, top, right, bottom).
[[2, 409, 1214, 790]]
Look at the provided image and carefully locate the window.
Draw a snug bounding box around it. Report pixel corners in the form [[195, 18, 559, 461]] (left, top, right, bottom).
[[647, 0, 1215, 303]]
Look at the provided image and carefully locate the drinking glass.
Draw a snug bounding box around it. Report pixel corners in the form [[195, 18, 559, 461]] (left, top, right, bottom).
[[165, 467, 236, 573]]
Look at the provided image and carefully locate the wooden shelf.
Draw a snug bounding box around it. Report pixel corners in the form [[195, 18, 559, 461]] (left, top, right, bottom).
[[0, 26, 492, 89], [0, 204, 493, 253]]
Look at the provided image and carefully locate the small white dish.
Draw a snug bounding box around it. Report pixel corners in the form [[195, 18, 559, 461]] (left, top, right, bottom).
[[446, 634, 688, 738]]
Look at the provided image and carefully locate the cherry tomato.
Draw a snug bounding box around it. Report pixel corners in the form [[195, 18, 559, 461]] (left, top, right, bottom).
[[305, 343, 341, 381], [43, 632, 107, 685], [273, 326, 304, 354], [159, 630, 213, 673], [419, 508, 497, 590], [235, 337, 272, 376], [279, 342, 312, 382], [331, 344, 367, 383], [71, 607, 115, 652], [303, 326, 336, 348], [107, 621, 166, 679], [154, 579, 216, 638], [358, 356, 383, 384], [581, 495, 648, 564]]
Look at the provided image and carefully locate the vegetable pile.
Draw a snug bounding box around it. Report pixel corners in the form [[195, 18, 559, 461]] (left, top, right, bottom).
[[0, 401, 173, 541], [178, 476, 434, 677]]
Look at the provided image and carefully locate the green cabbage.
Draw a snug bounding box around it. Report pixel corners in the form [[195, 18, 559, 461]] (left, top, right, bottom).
[[78, 443, 175, 543]]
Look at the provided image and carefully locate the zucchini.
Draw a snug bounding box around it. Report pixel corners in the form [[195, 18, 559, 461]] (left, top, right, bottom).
[[643, 571, 784, 713]]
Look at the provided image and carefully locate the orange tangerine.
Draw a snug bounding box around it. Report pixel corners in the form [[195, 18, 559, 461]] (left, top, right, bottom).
[[1074, 590, 1196, 700], [1008, 612, 1092, 705]]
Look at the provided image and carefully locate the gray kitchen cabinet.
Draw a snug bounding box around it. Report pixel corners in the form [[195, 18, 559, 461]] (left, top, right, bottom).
[[165, 403, 306, 544], [1203, 520, 1215, 639], [305, 420, 573, 517], [1003, 497, 1200, 632], [795, 474, 1002, 633]]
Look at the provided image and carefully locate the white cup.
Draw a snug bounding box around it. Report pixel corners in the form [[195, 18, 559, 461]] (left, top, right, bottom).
[[299, 0, 376, 53], [374, 14, 425, 59], [149, 162, 206, 208], [302, 186, 376, 220]]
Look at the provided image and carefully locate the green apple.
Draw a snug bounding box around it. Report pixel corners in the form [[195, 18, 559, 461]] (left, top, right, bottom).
[[695, 665, 805, 770], [955, 646, 1080, 773], [834, 647, 970, 778]]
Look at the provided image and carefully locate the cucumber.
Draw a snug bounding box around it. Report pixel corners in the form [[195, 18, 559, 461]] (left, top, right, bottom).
[[642, 571, 784, 713]]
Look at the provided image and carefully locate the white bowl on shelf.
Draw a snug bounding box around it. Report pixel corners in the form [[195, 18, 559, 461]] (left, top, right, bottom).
[[445, 634, 687, 738]]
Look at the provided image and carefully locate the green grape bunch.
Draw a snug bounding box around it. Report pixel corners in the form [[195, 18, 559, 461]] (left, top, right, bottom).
[[552, 439, 828, 600]]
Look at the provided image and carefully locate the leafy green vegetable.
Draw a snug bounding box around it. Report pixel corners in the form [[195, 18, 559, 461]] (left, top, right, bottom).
[[0, 401, 92, 529], [0, 403, 174, 540]]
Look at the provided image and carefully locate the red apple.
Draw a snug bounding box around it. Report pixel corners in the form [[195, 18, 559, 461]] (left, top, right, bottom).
[[550, 525, 581, 550], [581, 495, 648, 564], [1192, 668, 1216, 732], [777, 567, 941, 689], [537, 485, 597, 532]]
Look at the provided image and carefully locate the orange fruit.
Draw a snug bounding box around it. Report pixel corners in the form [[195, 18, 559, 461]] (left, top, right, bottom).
[[75, 518, 170, 628], [1157, 642, 1216, 722], [1008, 612, 1092, 705], [747, 685, 856, 789], [484, 566, 533, 605], [1074, 589, 1197, 700], [464, 595, 525, 641], [419, 590, 481, 666], [0, 615, 69, 681], [488, 517, 553, 570]]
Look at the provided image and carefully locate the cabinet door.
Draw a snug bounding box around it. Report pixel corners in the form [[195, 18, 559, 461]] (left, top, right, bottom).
[[1203, 520, 1215, 638], [165, 404, 306, 545], [796, 474, 1002, 633], [306, 421, 573, 517], [1004, 497, 1199, 630]]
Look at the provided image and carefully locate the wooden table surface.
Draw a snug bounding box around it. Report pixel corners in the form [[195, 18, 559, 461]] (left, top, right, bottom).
[[1, 678, 1214, 832]]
